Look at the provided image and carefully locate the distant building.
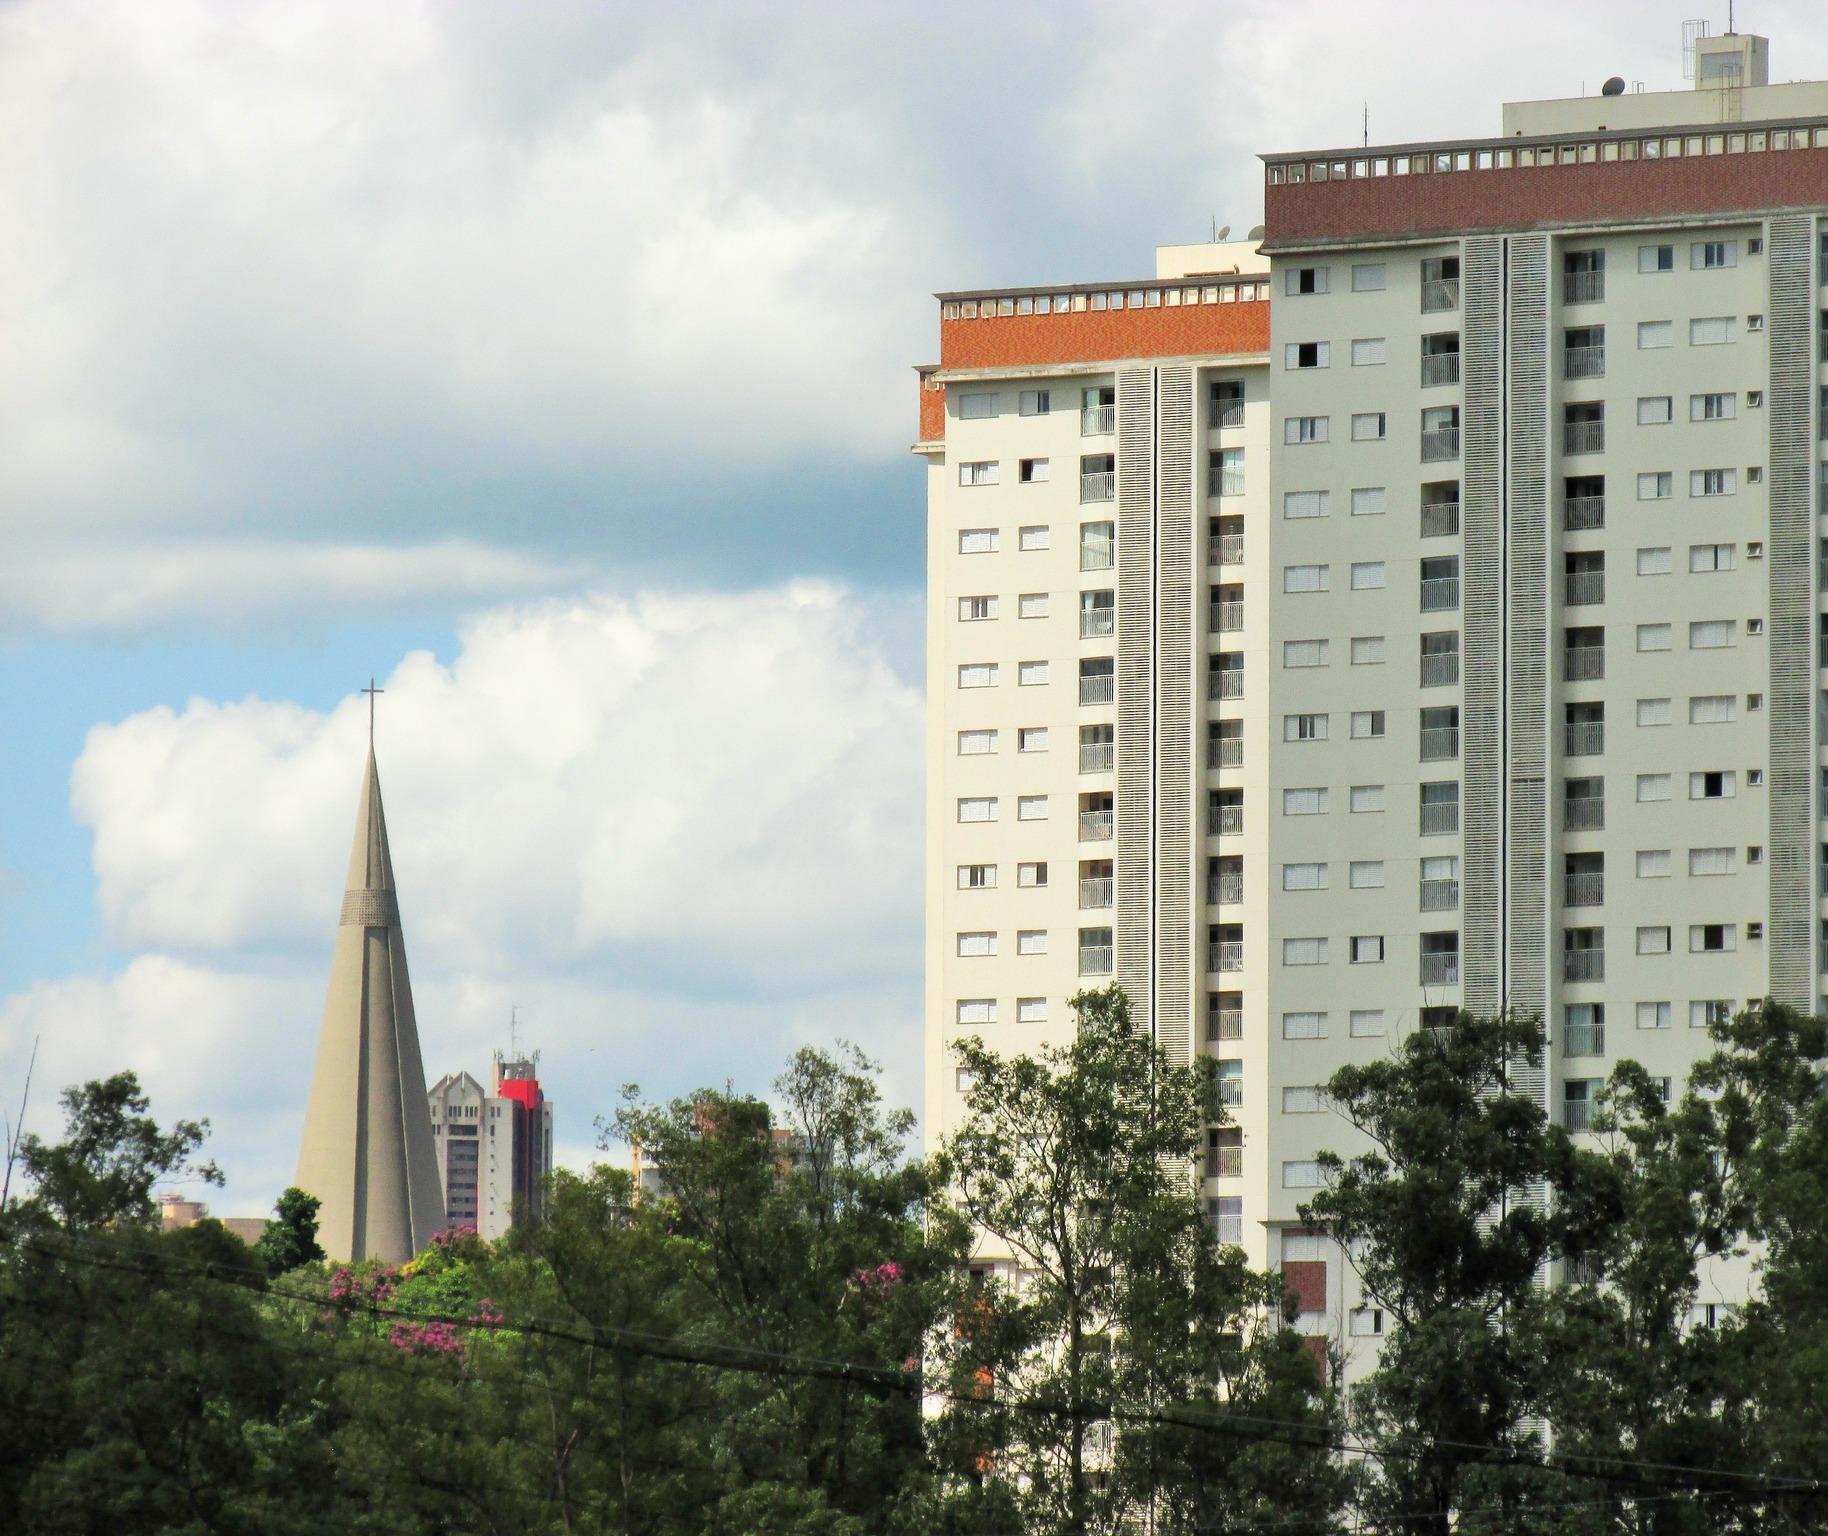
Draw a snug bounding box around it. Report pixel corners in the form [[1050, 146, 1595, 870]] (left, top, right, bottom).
[[427, 1052, 554, 1239], [158, 1193, 267, 1246]]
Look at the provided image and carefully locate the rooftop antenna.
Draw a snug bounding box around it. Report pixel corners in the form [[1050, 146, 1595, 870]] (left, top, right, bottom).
[[1, 1036, 40, 1211], [1362, 101, 1369, 148], [510, 1004, 519, 1058]]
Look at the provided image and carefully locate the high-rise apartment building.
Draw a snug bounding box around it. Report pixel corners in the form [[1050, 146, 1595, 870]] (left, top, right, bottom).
[[922, 28, 1828, 1374], [427, 1052, 554, 1240]]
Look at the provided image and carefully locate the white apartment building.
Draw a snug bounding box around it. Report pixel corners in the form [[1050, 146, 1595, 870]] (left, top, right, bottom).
[[922, 28, 1828, 1376], [427, 1054, 554, 1241]]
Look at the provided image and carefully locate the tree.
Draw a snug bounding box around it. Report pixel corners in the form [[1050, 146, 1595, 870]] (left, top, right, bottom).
[[936, 986, 1345, 1536], [253, 1186, 324, 1276]]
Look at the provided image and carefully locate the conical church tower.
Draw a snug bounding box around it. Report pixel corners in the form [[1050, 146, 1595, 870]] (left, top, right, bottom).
[[295, 747, 445, 1263]]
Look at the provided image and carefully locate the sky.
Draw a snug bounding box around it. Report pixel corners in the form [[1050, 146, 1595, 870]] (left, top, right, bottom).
[[4, 0, 1824, 1215]]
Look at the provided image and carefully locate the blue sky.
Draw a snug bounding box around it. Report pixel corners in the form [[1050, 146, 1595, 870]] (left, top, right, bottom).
[[4, 0, 1822, 1213]]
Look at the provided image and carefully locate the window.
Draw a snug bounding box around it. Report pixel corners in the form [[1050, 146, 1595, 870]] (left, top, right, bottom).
[[1351, 561, 1386, 589], [1016, 795, 1048, 820], [1691, 999, 1733, 1030], [1692, 239, 1737, 269], [1284, 416, 1330, 444], [1636, 926, 1671, 956], [1282, 939, 1328, 967], [1018, 592, 1048, 619], [1351, 262, 1386, 291], [1017, 861, 1047, 887], [1350, 784, 1385, 813], [1080, 522, 1115, 569], [1282, 862, 1328, 891], [1017, 929, 1047, 955], [1350, 710, 1386, 740], [1689, 770, 1735, 800], [1352, 635, 1386, 665], [1690, 543, 1735, 572], [1281, 1010, 1328, 1038], [1018, 389, 1050, 416], [1017, 726, 1049, 752], [1689, 316, 1735, 346], [955, 1068, 974, 1094], [958, 864, 996, 890], [1350, 1009, 1387, 1036], [1636, 849, 1671, 878], [959, 461, 1000, 486], [1351, 336, 1387, 366], [1638, 396, 1673, 425], [1691, 468, 1736, 497], [1636, 697, 1672, 726], [959, 391, 999, 419], [959, 796, 998, 822], [956, 999, 996, 1025], [958, 663, 998, 688], [1689, 846, 1734, 876], [1284, 564, 1330, 592], [1019, 525, 1050, 551], [1285, 266, 1330, 295], [1637, 320, 1673, 349], [1689, 694, 1735, 724], [1285, 713, 1329, 742], [1351, 412, 1388, 441], [1283, 490, 1329, 519], [1638, 244, 1674, 273], [1690, 923, 1736, 953], [1636, 624, 1672, 652], [1350, 935, 1385, 964], [1638, 472, 1673, 500], [1215, 447, 1245, 495], [1691, 393, 1736, 422], [1351, 486, 1386, 516], [1636, 774, 1672, 802], [1350, 1307, 1386, 1337], [959, 528, 999, 554], [958, 729, 998, 755], [959, 596, 996, 621], [1637, 1001, 1672, 1030], [1689, 620, 1734, 650], [1017, 660, 1049, 685], [1283, 639, 1329, 668], [1284, 1085, 1329, 1114], [1285, 341, 1331, 369], [1283, 787, 1328, 815], [958, 931, 996, 957], [1282, 1161, 1325, 1188], [1349, 860, 1385, 888], [1636, 548, 1672, 578], [1017, 997, 1047, 1023], [1019, 458, 1051, 483]]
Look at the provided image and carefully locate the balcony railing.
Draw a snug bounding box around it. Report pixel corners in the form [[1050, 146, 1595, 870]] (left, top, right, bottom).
[[1563, 1023, 1606, 1057], [1420, 726, 1460, 760], [1210, 941, 1244, 973], [1080, 608, 1115, 638], [1080, 471, 1115, 502], [1564, 647, 1604, 682], [1421, 501, 1461, 538], [1565, 571, 1605, 606], [1564, 948, 1605, 982], [1420, 952, 1461, 986], [1421, 427, 1461, 462], [1563, 798, 1604, 831], [1420, 654, 1461, 687], [1216, 1077, 1243, 1108], [1079, 945, 1114, 976], [1080, 741, 1114, 773], [1214, 1213, 1243, 1244], [1210, 672, 1244, 701], [1564, 270, 1605, 304], [1565, 722, 1604, 756], [1564, 872, 1605, 907], [1209, 875, 1244, 906], [1563, 345, 1605, 379], [1079, 878, 1114, 909], [1210, 400, 1245, 429], [1207, 1008, 1243, 1041], [1563, 495, 1605, 531], [1420, 802, 1459, 836], [1420, 878, 1460, 911], [1210, 803, 1243, 836], [1205, 1147, 1244, 1179], [1082, 404, 1116, 436], [1420, 576, 1460, 611], [1080, 675, 1115, 706], [1819, 554, 1828, 590], [1421, 353, 1461, 388], [1564, 1100, 1595, 1132], [1079, 810, 1114, 841], [1209, 737, 1243, 768], [1564, 421, 1605, 455], [1210, 601, 1244, 632], [1081, 541, 1115, 571], [1421, 278, 1459, 313], [1210, 534, 1245, 566]]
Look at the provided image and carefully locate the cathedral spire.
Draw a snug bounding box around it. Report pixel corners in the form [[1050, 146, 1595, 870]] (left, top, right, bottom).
[[295, 742, 444, 1263]]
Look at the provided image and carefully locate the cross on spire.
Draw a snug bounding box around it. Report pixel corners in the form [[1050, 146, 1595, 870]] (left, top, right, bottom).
[[361, 677, 384, 747]]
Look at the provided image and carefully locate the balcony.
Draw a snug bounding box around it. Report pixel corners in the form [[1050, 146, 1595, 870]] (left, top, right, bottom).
[[1080, 675, 1115, 706], [1420, 802, 1460, 836], [1214, 1212, 1243, 1244], [1081, 540, 1115, 572], [1421, 278, 1459, 313], [1563, 798, 1604, 831], [1819, 554, 1828, 590], [1210, 399, 1245, 429], [1563, 1023, 1606, 1057], [1080, 608, 1115, 639], [1421, 501, 1461, 538], [1080, 471, 1116, 503], [1563, 495, 1605, 531], [1565, 571, 1605, 606], [1421, 427, 1461, 462], [1421, 653, 1461, 688], [1421, 353, 1461, 388], [1564, 948, 1605, 982], [1564, 270, 1605, 304], [1420, 576, 1460, 611], [1210, 672, 1244, 701], [1209, 874, 1244, 906], [1082, 404, 1116, 436], [1079, 878, 1114, 909], [1080, 741, 1114, 773], [1563, 345, 1605, 380], [1210, 534, 1245, 566], [1564, 1100, 1595, 1132], [1564, 873, 1605, 907], [1205, 1146, 1244, 1179], [1420, 952, 1461, 986], [1079, 945, 1114, 976], [1564, 647, 1604, 682], [1420, 726, 1460, 760], [1420, 878, 1460, 911], [1216, 1076, 1243, 1108], [1209, 941, 1243, 973], [1209, 803, 1243, 836], [1079, 810, 1114, 841], [1208, 1008, 1243, 1041], [1210, 600, 1244, 633], [1209, 737, 1243, 769], [1563, 421, 1605, 455], [1565, 722, 1604, 757]]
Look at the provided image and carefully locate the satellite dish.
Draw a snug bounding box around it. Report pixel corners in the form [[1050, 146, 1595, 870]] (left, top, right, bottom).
[[1601, 75, 1626, 96], [1216, 224, 1231, 241], [1247, 225, 1266, 241]]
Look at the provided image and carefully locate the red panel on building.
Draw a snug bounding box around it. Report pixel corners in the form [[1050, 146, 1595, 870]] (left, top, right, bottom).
[[1282, 1258, 1327, 1313], [940, 301, 1269, 372]]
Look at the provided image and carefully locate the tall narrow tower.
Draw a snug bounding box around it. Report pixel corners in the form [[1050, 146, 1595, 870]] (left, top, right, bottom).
[[295, 747, 445, 1263]]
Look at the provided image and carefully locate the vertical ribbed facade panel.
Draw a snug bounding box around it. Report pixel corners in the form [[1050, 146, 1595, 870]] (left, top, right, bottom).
[[1461, 236, 1505, 1015], [1154, 365, 1196, 1064], [1116, 368, 1156, 1035], [1766, 213, 1813, 1011]]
